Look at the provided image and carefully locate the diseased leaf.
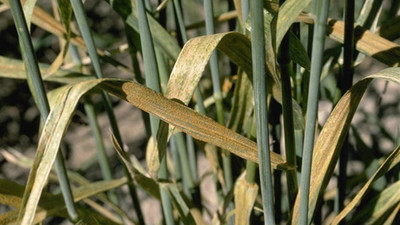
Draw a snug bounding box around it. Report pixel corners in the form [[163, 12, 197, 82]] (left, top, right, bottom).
[[112, 134, 161, 199], [22, 0, 37, 31], [234, 173, 258, 225], [226, 71, 254, 133], [327, 19, 400, 67], [291, 67, 400, 223], [0, 178, 126, 224], [20, 78, 289, 225], [0, 55, 93, 83], [102, 80, 288, 167]]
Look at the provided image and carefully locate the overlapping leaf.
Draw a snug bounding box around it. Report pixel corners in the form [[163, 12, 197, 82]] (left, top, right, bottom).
[[291, 67, 400, 223], [234, 173, 258, 225], [0, 178, 126, 224], [0, 55, 93, 83], [19, 77, 290, 225], [347, 179, 400, 224]]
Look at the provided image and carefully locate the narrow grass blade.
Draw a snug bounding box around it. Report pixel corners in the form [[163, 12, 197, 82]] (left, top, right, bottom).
[[226, 71, 253, 134], [20, 78, 290, 225], [289, 32, 310, 71], [0, 178, 127, 225], [104, 0, 181, 61], [21, 0, 37, 31], [0, 55, 93, 83], [8, 0, 78, 223], [102, 80, 288, 168], [203, 1, 233, 219], [45, 0, 73, 76], [383, 202, 400, 225], [251, 1, 275, 224], [84, 99, 118, 205], [356, 0, 383, 28], [292, 67, 400, 223], [135, 0, 172, 224], [275, 0, 311, 48], [162, 183, 207, 225], [112, 134, 161, 200], [331, 144, 400, 224], [278, 0, 298, 210], [326, 19, 400, 67], [298, 0, 330, 224], [70, 1, 144, 223], [348, 180, 400, 224]]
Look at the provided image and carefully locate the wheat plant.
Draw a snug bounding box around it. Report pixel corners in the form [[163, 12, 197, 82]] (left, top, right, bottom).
[[0, 0, 400, 224]]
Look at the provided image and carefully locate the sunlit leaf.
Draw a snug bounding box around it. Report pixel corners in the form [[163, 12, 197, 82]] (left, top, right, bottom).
[[292, 67, 400, 223], [19, 77, 289, 225], [0, 55, 93, 83]]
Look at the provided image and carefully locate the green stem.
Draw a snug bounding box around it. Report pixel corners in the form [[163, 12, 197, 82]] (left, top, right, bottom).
[[172, 0, 203, 210], [251, 1, 275, 224], [84, 98, 119, 205], [9, 0, 78, 222], [298, 0, 330, 224], [245, 115, 258, 184], [69, 0, 145, 223], [136, 0, 174, 224], [278, 0, 298, 212], [204, 2, 233, 223], [241, 0, 258, 186], [335, 0, 354, 219]]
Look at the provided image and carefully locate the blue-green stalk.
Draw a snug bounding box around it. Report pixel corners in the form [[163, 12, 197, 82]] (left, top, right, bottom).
[[172, 0, 202, 209], [251, 1, 275, 224], [278, 0, 298, 212], [8, 0, 78, 221], [136, 0, 174, 224], [69, 0, 145, 223], [68, 41, 120, 206], [241, 0, 258, 187], [335, 0, 355, 218], [84, 98, 119, 205], [298, 0, 330, 224], [203, 0, 233, 200]]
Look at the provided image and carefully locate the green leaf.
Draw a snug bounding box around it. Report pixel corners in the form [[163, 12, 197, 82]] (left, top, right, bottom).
[[275, 0, 312, 49], [289, 31, 310, 71], [331, 145, 400, 224], [348, 180, 400, 224], [161, 183, 207, 225], [105, 0, 181, 61]]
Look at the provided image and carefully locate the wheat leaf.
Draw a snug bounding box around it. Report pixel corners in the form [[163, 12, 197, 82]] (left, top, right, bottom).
[[291, 67, 400, 223]]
